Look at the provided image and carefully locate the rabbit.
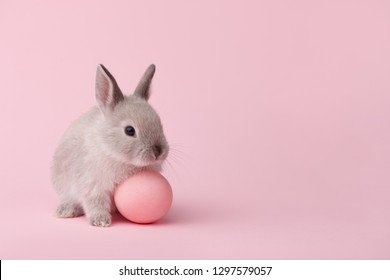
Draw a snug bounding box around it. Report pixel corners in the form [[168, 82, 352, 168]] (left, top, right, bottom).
[[51, 64, 169, 227]]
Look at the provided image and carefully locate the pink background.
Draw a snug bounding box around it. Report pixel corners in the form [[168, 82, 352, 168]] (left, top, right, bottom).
[[1, 0, 389, 259]]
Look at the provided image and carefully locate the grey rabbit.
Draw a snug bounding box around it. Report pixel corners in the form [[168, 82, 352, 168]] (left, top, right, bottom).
[[51, 64, 169, 227]]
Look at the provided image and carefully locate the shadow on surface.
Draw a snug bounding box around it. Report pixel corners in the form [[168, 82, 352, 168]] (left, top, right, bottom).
[[111, 202, 208, 227]]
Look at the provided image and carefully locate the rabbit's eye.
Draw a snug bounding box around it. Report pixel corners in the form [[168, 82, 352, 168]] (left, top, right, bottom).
[[124, 126, 136, 137]]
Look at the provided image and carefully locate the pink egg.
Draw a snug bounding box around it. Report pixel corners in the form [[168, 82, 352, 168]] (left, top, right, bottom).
[[114, 170, 173, 224]]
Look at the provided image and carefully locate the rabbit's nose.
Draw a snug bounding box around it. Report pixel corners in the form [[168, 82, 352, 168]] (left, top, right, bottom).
[[152, 145, 162, 158]]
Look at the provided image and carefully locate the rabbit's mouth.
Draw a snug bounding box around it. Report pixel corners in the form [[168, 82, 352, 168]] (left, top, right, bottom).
[[130, 152, 167, 167], [130, 145, 168, 167], [131, 158, 163, 168]]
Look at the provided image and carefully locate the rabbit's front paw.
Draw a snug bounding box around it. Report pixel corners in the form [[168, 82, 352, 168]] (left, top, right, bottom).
[[55, 202, 84, 218], [89, 212, 112, 227]]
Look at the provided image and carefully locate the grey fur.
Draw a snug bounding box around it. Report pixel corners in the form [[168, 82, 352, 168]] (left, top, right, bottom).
[[51, 64, 169, 227]]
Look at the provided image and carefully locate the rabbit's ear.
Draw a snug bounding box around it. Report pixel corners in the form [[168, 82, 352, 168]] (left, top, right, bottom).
[[95, 64, 124, 115], [133, 64, 156, 100]]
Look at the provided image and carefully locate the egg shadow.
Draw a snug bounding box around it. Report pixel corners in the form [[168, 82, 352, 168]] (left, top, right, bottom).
[[111, 203, 204, 227]]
